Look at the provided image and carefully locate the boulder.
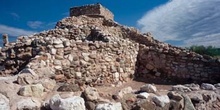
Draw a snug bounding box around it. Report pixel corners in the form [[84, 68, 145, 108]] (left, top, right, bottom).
[[18, 84, 44, 97], [201, 83, 216, 90], [49, 94, 86, 110], [140, 84, 157, 93], [0, 93, 10, 110], [152, 95, 170, 107], [96, 102, 122, 110], [16, 98, 41, 110]]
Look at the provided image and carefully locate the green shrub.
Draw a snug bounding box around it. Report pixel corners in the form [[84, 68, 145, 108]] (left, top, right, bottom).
[[186, 45, 220, 57]]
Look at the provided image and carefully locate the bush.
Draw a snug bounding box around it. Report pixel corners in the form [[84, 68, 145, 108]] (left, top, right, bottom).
[[186, 45, 220, 57]]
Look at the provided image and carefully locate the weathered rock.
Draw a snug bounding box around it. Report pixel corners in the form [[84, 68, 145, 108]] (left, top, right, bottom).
[[182, 94, 196, 110], [96, 102, 123, 110], [184, 83, 200, 91], [0, 93, 10, 110], [201, 83, 216, 90], [16, 98, 41, 110], [167, 91, 183, 101], [118, 87, 133, 98], [187, 92, 203, 103], [152, 95, 170, 107], [172, 85, 191, 92], [17, 73, 37, 85], [214, 83, 220, 88], [137, 92, 150, 99], [140, 84, 157, 93], [83, 87, 100, 101], [40, 78, 56, 91], [57, 83, 80, 92], [18, 84, 44, 97], [50, 94, 86, 110]]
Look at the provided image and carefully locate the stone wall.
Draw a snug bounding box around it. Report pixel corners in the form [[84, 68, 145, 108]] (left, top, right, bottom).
[[135, 34, 220, 83], [0, 4, 219, 85], [70, 3, 114, 20]]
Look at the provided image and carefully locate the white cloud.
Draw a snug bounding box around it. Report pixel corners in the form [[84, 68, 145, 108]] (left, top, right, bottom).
[[27, 21, 44, 29], [0, 24, 36, 37], [137, 0, 220, 47]]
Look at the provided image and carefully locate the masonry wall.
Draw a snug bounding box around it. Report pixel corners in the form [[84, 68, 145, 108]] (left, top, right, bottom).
[[135, 38, 220, 83], [70, 4, 114, 20]]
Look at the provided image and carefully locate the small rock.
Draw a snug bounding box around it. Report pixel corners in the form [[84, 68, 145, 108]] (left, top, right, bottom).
[[167, 91, 183, 101], [75, 72, 82, 79], [50, 94, 85, 110], [214, 83, 220, 88], [85, 101, 96, 110], [152, 95, 170, 107], [16, 98, 41, 110], [137, 92, 150, 99], [53, 39, 62, 45], [17, 74, 36, 85], [118, 87, 133, 98], [0, 93, 10, 110], [140, 84, 157, 93], [83, 87, 100, 101], [172, 85, 191, 92], [54, 44, 64, 48], [18, 68, 37, 76], [18, 84, 44, 97], [57, 83, 80, 92], [184, 83, 200, 91], [96, 102, 123, 110], [201, 83, 216, 90], [155, 72, 161, 77], [40, 78, 56, 91]]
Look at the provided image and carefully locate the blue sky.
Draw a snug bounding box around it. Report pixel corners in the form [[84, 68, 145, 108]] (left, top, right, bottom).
[[1, 0, 220, 47]]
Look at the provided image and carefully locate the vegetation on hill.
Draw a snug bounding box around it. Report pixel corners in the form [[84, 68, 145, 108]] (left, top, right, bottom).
[[186, 45, 220, 57]]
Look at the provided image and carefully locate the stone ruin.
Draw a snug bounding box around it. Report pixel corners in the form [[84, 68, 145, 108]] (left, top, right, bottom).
[[0, 4, 220, 110], [70, 3, 114, 20], [0, 3, 220, 85]]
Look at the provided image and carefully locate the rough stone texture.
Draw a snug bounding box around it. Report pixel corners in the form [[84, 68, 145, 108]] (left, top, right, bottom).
[[172, 85, 191, 92], [152, 95, 170, 107], [18, 84, 44, 97], [0, 93, 10, 110], [49, 94, 86, 110], [16, 98, 41, 110], [117, 87, 133, 98], [95, 102, 123, 110], [201, 83, 216, 90], [140, 84, 157, 93], [70, 3, 114, 20]]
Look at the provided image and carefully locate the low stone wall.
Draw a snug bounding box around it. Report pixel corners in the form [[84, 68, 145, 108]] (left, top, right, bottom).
[[136, 39, 220, 83], [70, 3, 114, 20]]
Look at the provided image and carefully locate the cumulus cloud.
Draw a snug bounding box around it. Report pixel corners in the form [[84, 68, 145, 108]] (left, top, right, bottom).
[[0, 24, 36, 37], [27, 21, 44, 29], [137, 0, 220, 47]]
